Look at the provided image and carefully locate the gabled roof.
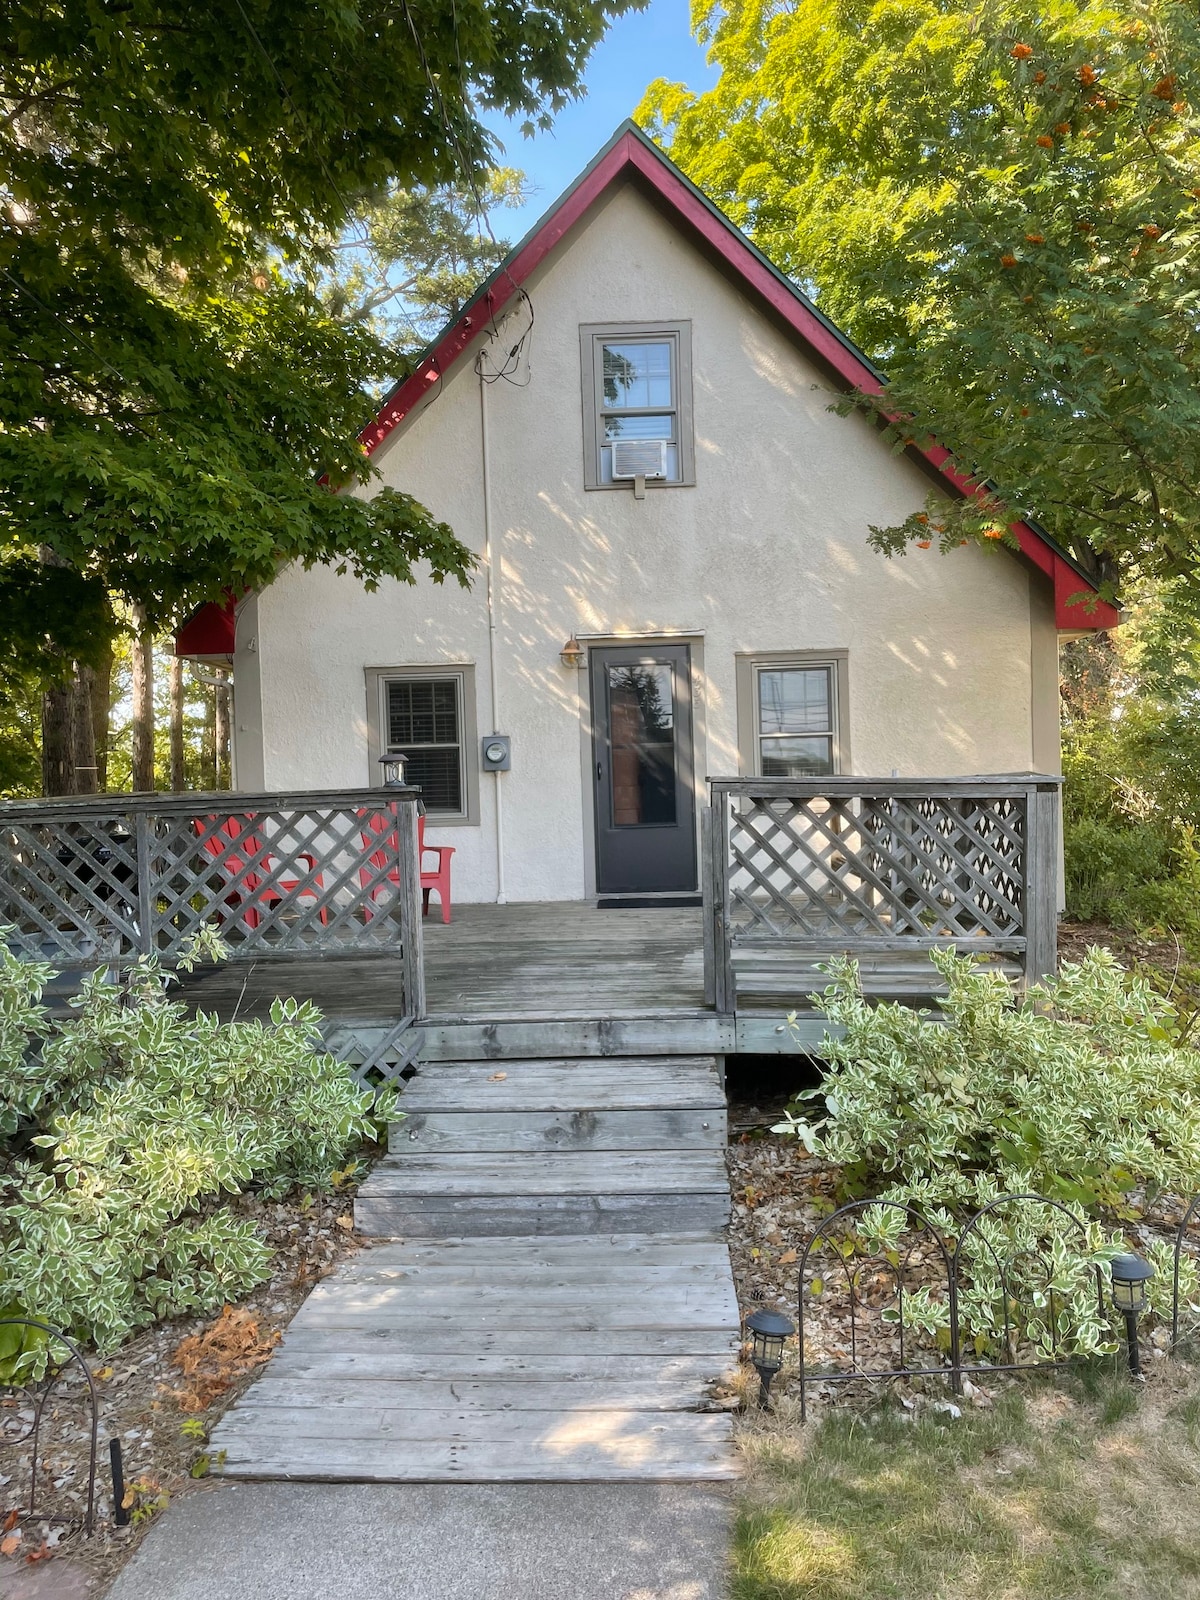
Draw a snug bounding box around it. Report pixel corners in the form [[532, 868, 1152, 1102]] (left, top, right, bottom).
[[362, 121, 1118, 631]]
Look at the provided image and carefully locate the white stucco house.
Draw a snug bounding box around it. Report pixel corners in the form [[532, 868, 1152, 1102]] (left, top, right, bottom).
[[177, 122, 1116, 907]]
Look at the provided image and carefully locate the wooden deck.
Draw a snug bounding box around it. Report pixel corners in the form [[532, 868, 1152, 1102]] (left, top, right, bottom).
[[183, 902, 706, 1020], [179, 900, 838, 1059]]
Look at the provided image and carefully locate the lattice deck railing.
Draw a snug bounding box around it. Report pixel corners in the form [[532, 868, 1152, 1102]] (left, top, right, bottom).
[[702, 776, 1061, 1012], [0, 788, 426, 1017]]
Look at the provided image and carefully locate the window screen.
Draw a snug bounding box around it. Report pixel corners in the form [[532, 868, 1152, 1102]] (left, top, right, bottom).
[[385, 678, 463, 812], [756, 665, 836, 777], [597, 338, 679, 482], [580, 323, 693, 490]]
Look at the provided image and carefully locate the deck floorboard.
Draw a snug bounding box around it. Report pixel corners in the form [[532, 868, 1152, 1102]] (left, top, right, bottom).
[[181, 902, 707, 1022]]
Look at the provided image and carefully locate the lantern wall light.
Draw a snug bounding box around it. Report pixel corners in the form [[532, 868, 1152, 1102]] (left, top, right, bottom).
[[746, 1308, 795, 1410], [559, 635, 585, 669], [1110, 1252, 1155, 1376]]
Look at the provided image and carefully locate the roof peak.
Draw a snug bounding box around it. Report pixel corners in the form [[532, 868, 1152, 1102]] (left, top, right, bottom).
[[359, 122, 1115, 630]]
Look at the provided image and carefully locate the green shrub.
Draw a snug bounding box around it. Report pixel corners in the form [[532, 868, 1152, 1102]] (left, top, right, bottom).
[[775, 948, 1200, 1356], [0, 934, 395, 1359], [781, 947, 1200, 1212], [1063, 817, 1177, 926]]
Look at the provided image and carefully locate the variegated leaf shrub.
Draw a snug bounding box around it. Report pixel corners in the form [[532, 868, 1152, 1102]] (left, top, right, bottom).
[[775, 947, 1200, 1358], [0, 932, 395, 1356]]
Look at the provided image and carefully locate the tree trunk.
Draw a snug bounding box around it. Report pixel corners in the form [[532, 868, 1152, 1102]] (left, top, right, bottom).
[[215, 675, 232, 790], [41, 679, 76, 796], [130, 608, 155, 792], [71, 663, 98, 794], [204, 681, 217, 790], [41, 663, 98, 796], [91, 636, 113, 791], [169, 656, 186, 791]]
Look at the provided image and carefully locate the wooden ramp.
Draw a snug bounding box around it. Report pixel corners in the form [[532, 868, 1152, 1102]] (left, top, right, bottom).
[[213, 1058, 741, 1483]]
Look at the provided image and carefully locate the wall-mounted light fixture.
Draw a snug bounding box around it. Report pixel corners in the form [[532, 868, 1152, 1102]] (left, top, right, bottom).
[[559, 636, 585, 669]]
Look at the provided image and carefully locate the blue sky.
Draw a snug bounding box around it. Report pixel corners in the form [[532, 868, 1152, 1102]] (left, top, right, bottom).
[[481, 0, 719, 240]]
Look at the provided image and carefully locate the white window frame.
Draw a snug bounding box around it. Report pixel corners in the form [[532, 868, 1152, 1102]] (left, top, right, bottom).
[[579, 321, 695, 490], [735, 650, 850, 777], [364, 665, 480, 826]]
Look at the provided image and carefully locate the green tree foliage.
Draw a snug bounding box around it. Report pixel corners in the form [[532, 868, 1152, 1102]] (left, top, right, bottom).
[[1061, 581, 1200, 946], [316, 169, 532, 353], [640, 0, 1200, 594], [1, 0, 636, 675], [0, 934, 396, 1356]]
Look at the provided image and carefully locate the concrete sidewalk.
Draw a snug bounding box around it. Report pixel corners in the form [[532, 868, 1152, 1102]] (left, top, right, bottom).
[[104, 1481, 732, 1600]]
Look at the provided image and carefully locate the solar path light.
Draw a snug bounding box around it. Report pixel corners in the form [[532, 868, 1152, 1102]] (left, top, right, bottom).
[[378, 753, 409, 788], [1110, 1252, 1155, 1376], [746, 1308, 794, 1409]]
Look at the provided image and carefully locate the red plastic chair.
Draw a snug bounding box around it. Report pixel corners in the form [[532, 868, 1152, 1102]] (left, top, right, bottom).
[[358, 811, 454, 924], [195, 815, 328, 931]]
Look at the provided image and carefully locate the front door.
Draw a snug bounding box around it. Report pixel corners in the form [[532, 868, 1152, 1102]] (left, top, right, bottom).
[[590, 643, 697, 896]]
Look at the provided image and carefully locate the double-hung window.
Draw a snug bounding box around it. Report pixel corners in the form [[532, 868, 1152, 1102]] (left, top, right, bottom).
[[364, 666, 479, 823], [736, 652, 848, 777], [580, 322, 694, 489]]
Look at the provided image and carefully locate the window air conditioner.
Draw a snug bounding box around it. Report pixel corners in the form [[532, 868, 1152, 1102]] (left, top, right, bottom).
[[611, 438, 668, 480]]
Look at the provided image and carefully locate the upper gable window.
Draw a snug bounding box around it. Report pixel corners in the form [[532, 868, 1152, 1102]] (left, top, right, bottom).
[[580, 322, 695, 490]]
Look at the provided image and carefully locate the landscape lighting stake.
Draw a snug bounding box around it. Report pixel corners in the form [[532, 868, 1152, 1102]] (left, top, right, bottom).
[[378, 753, 409, 788], [109, 1437, 130, 1527], [746, 1308, 794, 1409], [1110, 1253, 1155, 1376]]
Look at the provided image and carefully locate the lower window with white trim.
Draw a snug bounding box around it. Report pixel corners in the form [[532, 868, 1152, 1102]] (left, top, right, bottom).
[[736, 651, 848, 777], [365, 665, 479, 824]]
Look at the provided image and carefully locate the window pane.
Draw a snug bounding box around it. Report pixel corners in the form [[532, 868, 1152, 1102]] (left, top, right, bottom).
[[397, 746, 462, 812], [387, 679, 458, 746], [607, 664, 676, 827], [602, 341, 673, 409], [760, 736, 834, 777], [603, 413, 675, 440], [758, 668, 832, 735]]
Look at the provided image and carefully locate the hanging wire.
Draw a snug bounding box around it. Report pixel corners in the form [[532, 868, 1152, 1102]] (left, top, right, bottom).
[[398, 0, 536, 387]]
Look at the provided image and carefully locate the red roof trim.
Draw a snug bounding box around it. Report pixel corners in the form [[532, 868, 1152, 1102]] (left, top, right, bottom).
[[174, 595, 237, 659], [360, 126, 1117, 629]]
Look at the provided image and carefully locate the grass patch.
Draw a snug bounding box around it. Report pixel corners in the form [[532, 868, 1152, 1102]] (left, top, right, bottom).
[[732, 1368, 1200, 1599]]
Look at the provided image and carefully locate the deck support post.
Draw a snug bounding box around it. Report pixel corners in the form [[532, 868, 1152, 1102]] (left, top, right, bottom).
[[395, 800, 427, 1020], [1023, 779, 1060, 989]]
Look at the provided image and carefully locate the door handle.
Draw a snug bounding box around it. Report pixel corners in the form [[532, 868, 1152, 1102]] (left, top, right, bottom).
[[596, 762, 603, 781]]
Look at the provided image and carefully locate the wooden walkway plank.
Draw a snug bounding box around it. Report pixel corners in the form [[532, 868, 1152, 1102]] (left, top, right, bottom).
[[272, 1326, 740, 1357], [359, 1149, 728, 1194], [212, 1054, 741, 1484], [261, 1352, 733, 1383], [217, 1425, 737, 1483]]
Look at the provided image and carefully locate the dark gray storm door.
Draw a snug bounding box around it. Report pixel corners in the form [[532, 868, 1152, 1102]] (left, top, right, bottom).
[[590, 643, 697, 895]]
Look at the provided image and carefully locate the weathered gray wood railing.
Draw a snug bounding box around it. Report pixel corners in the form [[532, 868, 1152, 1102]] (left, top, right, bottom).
[[0, 788, 426, 1017], [702, 775, 1061, 1012]]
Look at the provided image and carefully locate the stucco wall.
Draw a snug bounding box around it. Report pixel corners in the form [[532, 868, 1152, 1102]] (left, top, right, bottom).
[[242, 180, 1052, 903]]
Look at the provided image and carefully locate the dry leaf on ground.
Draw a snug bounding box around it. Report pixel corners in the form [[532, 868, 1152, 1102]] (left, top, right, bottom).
[[168, 1305, 282, 1410]]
